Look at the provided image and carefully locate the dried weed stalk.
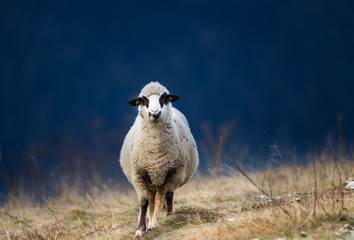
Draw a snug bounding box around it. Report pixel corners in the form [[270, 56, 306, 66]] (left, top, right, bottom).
[[1, 211, 45, 240], [231, 160, 291, 217]]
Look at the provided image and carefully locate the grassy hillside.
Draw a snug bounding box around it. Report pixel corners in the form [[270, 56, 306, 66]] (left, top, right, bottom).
[[1, 158, 353, 239]]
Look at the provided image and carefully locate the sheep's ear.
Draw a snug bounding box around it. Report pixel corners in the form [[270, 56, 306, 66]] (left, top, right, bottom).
[[167, 95, 179, 102], [129, 98, 142, 106]]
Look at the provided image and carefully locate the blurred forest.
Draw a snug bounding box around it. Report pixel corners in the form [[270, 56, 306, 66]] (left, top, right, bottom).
[[1, 1, 354, 202]]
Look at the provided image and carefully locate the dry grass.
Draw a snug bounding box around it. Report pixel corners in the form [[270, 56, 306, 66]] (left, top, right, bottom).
[[0, 158, 353, 240]]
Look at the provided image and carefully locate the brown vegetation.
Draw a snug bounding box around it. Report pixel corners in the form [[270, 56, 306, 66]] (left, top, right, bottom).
[[0, 153, 353, 239]]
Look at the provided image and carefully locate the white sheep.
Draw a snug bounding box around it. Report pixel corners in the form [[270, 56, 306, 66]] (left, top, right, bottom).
[[120, 82, 199, 237]]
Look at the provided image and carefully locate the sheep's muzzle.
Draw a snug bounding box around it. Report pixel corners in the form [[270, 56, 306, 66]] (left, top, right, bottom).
[[149, 111, 161, 120]]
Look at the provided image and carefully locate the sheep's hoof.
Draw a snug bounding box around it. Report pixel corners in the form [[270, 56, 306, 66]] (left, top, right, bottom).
[[134, 229, 152, 238], [134, 230, 144, 238], [149, 221, 159, 229], [147, 222, 156, 230]]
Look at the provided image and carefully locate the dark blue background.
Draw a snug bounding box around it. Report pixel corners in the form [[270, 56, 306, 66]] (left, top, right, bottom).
[[1, 0, 354, 200]]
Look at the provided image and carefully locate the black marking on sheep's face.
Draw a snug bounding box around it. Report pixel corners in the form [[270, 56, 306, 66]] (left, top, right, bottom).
[[159, 93, 179, 107], [141, 96, 149, 108], [159, 93, 169, 107], [129, 93, 179, 112]]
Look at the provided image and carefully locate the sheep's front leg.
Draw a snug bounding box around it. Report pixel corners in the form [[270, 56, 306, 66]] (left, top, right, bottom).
[[132, 173, 150, 237], [165, 191, 174, 215], [147, 190, 156, 229], [163, 168, 184, 216], [135, 198, 149, 237], [150, 188, 165, 229]]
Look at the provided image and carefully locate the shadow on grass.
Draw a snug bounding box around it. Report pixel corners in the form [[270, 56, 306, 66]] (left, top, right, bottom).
[[142, 206, 223, 239]]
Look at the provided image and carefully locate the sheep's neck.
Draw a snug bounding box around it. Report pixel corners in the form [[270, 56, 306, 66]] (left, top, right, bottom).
[[144, 120, 172, 132], [139, 120, 178, 165], [141, 119, 174, 142]]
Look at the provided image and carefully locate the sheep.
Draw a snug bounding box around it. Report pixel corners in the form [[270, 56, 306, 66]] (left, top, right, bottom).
[[120, 82, 199, 237]]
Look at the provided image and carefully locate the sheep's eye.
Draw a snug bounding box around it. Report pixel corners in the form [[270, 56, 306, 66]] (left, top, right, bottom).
[[141, 96, 149, 107]]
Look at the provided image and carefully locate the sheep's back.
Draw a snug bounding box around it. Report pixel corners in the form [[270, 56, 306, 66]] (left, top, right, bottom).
[[171, 108, 199, 184]]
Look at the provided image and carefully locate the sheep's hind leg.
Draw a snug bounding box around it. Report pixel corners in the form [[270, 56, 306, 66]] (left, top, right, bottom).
[[147, 190, 156, 229], [150, 188, 165, 229], [165, 192, 174, 216], [135, 198, 149, 238]]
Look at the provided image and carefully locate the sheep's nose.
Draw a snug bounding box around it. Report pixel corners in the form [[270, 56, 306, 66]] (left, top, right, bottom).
[[150, 109, 159, 114]]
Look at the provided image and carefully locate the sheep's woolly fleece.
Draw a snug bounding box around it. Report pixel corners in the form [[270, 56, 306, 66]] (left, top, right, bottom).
[[120, 82, 199, 236], [139, 82, 169, 97]]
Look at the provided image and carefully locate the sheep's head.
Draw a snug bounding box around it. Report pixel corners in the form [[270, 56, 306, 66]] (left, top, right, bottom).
[[129, 82, 179, 121]]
